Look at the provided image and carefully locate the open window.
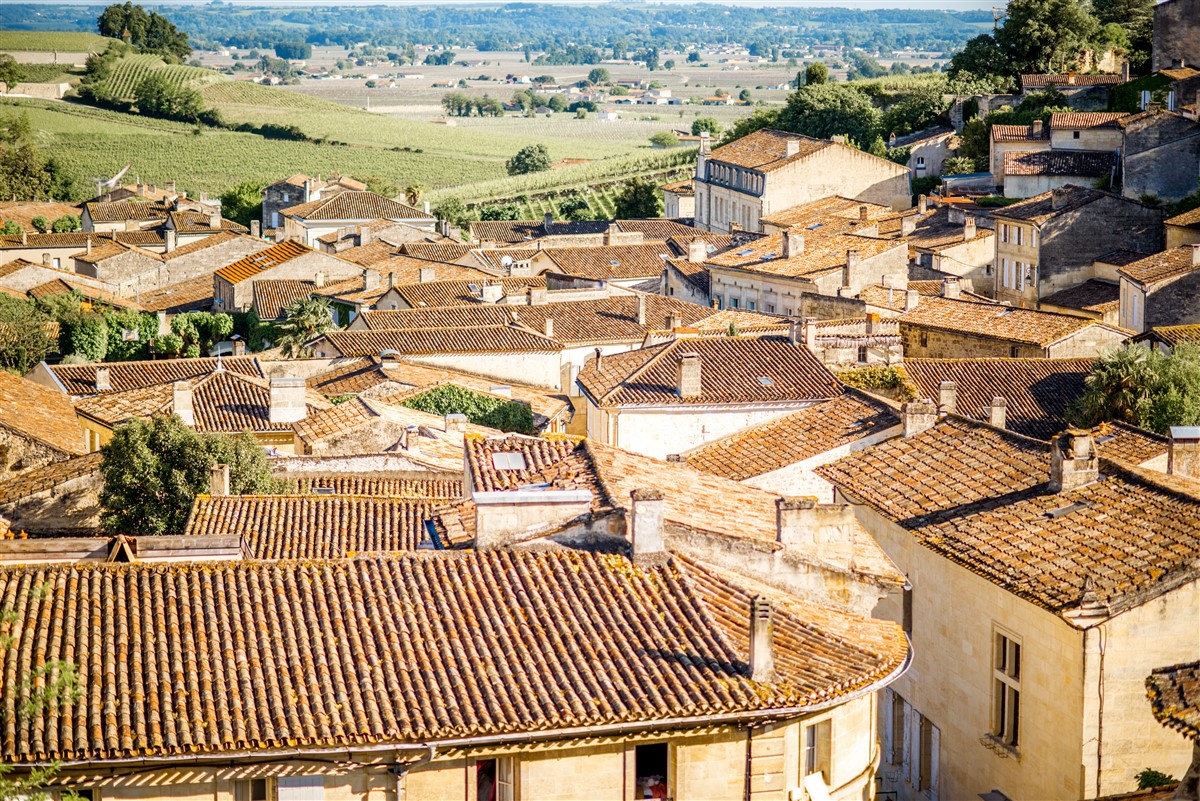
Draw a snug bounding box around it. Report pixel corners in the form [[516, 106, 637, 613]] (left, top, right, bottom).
[[234, 780, 270, 801], [476, 758, 514, 801], [635, 743, 669, 799], [802, 719, 832, 782]]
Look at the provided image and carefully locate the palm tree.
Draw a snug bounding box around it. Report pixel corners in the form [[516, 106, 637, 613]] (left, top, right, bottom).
[[1069, 345, 1161, 428], [275, 297, 336, 358]]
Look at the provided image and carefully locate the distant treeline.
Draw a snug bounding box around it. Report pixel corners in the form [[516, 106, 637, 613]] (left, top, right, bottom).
[[3, 3, 993, 58]]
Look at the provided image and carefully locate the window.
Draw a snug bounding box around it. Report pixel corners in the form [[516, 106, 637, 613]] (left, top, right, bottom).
[[802, 719, 832, 782], [992, 630, 1022, 749], [1015, 227, 1023, 246], [746, 299, 756, 311], [1000, 224, 1009, 243], [234, 780, 270, 801], [765, 303, 775, 313], [919, 331, 928, 348], [1031, 228, 1038, 249], [1010, 345, 1020, 357], [729, 296, 739, 308], [73, 791, 95, 801], [857, 345, 868, 363], [635, 743, 669, 800], [1072, 130, 1080, 139], [902, 584, 913, 635], [887, 690, 905, 765], [916, 156, 926, 168], [476, 758, 514, 801]]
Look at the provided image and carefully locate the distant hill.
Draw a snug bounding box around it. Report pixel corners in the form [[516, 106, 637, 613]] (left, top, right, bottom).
[[0, 31, 113, 53]]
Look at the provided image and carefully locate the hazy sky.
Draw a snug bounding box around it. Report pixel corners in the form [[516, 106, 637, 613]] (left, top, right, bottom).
[[19, 0, 1004, 7]]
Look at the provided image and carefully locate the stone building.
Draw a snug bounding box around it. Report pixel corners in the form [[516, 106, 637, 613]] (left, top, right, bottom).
[[1048, 112, 1127, 151], [660, 177, 695, 218], [1152, 0, 1200, 72], [1167, 208, 1200, 249], [991, 186, 1164, 308], [1120, 110, 1200, 204], [212, 240, 360, 311], [888, 127, 956, 179], [1146, 661, 1200, 799], [280, 191, 436, 247], [817, 416, 1200, 800], [990, 121, 1051, 183], [691, 129, 912, 233], [261, 173, 366, 232], [0, 371, 86, 479], [1117, 246, 1200, 332]]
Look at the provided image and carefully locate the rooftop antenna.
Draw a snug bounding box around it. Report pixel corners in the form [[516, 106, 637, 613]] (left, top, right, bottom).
[[992, 6, 1004, 30]]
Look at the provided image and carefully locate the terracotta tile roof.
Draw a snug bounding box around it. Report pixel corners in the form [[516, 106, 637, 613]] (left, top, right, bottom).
[[1117, 246, 1200, 287], [816, 416, 1200, 614], [281, 474, 463, 498], [282, 191, 433, 221], [0, 550, 905, 763], [1096, 786, 1180, 801], [889, 126, 954, 147], [400, 242, 473, 263], [470, 248, 540, 273], [759, 196, 892, 229], [660, 178, 694, 194], [184, 494, 449, 557], [990, 123, 1050, 142], [83, 199, 170, 223], [159, 230, 249, 260], [0, 201, 81, 231], [1004, 150, 1117, 177], [993, 185, 1109, 223], [50, 356, 262, 397], [577, 336, 841, 407], [466, 434, 591, 493], [707, 129, 832, 172], [683, 390, 899, 481], [214, 240, 314, 284], [70, 239, 152, 265], [322, 325, 562, 357], [541, 244, 673, 281], [616, 219, 707, 240], [1092, 420, 1169, 465], [167, 210, 248, 234], [315, 218, 422, 246], [0, 452, 102, 505], [252, 279, 313, 320], [1166, 207, 1200, 229], [901, 207, 995, 254], [1049, 112, 1128, 129], [1039, 280, 1121, 313], [0, 231, 160, 251], [372, 256, 491, 285], [897, 297, 1108, 347], [0, 372, 85, 456], [666, 257, 711, 294], [1021, 73, 1122, 88], [394, 277, 545, 308], [1147, 661, 1200, 740], [903, 357, 1094, 439], [136, 274, 215, 313], [1145, 324, 1200, 347], [27, 278, 145, 311], [706, 232, 902, 281], [329, 239, 401, 265]]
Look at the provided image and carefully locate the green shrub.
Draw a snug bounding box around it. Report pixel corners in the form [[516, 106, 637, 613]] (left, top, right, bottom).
[[63, 313, 108, 361], [400, 384, 535, 434], [837, 365, 915, 400]]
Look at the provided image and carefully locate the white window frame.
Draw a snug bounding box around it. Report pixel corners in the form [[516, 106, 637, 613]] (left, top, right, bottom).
[[992, 627, 1022, 750]]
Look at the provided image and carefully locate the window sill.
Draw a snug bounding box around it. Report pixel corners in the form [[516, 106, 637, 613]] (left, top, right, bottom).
[[980, 734, 1021, 761]]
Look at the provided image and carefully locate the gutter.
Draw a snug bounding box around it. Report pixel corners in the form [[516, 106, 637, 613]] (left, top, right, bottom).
[[13, 647, 913, 772]]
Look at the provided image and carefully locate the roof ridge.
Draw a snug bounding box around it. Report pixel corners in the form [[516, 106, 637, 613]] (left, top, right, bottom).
[[598, 341, 675, 404]]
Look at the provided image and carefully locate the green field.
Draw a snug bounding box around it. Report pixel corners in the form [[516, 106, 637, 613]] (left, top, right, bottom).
[[16, 63, 77, 83], [102, 54, 221, 99], [0, 31, 113, 52]]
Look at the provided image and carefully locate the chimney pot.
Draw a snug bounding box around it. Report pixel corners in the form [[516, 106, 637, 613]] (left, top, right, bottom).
[[858, 205, 869, 222], [94, 367, 111, 392], [698, 130, 711, 156], [938, 380, 958, 413], [942, 278, 961, 300], [668, 312, 683, 331], [749, 596, 775, 682], [444, 413, 468, 433], [268, 377, 308, 424], [989, 396, 1008, 429], [173, 381, 195, 426], [902, 399, 938, 437], [783, 231, 804, 258], [1168, 426, 1200, 480], [629, 488, 666, 564], [677, 352, 701, 397], [1049, 428, 1099, 493], [209, 463, 230, 496]]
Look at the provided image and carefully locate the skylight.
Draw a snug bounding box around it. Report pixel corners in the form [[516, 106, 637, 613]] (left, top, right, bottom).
[[491, 452, 528, 470], [757, 376, 774, 386]]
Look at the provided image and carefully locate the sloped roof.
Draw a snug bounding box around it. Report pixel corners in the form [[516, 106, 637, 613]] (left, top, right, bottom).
[[83, 200, 170, 223], [1049, 112, 1127, 129], [0, 551, 906, 763], [282, 191, 433, 222], [1117, 246, 1200, 287], [1003, 150, 1117, 177], [992, 185, 1114, 223], [321, 325, 563, 357], [1147, 661, 1200, 740], [759, 196, 891, 229], [1144, 324, 1200, 347], [251, 279, 313, 320], [897, 296, 1115, 347], [1021, 73, 1122, 88], [0, 371, 85, 456], [0, 452, 103, 505], [991, 124, 1051, 142], [214, 240, 313, 284], [167, 210, 248, 234], [707, 129, 832, 172], [400, 243, 473, 263], [394, 277, 546, 308], [136, 274, 216, 314], [280, 474, 463, 498], [706, 231, 901, 281], [1039, 280, 1121, 314], [50, 356, 262, 397], [543, 244, 674, 281], [1166, 207, 1200, 230], [27, 278, 145, 311]]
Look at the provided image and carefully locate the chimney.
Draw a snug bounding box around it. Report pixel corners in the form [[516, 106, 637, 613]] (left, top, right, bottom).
[[843, 250, 861, 288], [166, 180, 176, 194], [749, 596, 775, 682], [902, 399, 938, 437], [1121, 61, 1130, 83], [304, 178, 315, 201], [775, 496, 858, 566], [901, 216, 916, 236], [529, 287, 548, 305], [543, 317, 554, 338], [905, 289, 921, 311], [1051, 187, 1070, 210], [481, 283, 504, 303], [173, 381, 195, 426], [594, 347, 604, 371], [918, 194, 928, 215], [85, 238, 92, 257], [604, 223, 619, 246], [20, 231, 26, 245], [698, 130, 711, 155], [636, 294, 647, 326], [788, 318, 803, 346], [830, 134, 846, 144], [941, 278, 962, 300], [232, 338, 246, 356], [782, 231, 804, 258], [444, 413, 468, 433], [268, 377, 308, 424], [687, 237, 707, 263], [1067, 70, 1077, 85], [209, 211, 221, 230], [403, 424, 421, 453], [948, 207, 965, 225], [94, 367, 111, 392], [359, 226, 373, 246], [362, 269, 381, 292], [785, 138, 801, 157], [858, 205, 869, 222], [963, 216, 977, 241], [209, 463, 230, 497], [629, 488, 666, 564], [668, 312, 682, 330], [938, 380, 958, 413], [424, 200, 431, 215], [1032, 119, 1045, 137], [989, 396, 1007, 429], [315, 271, 326, 289], [865, 311, 880, 335], [1192, 244, 1200, 267], [1168, 426, 1200, 480], [543, 211, 553, 230], [1172, 58, 1185, 70], [419, 266, 437, 283], [677, 352, 701, 397], [1049, 429, 1099, 493], [165, 229, 177, 253]]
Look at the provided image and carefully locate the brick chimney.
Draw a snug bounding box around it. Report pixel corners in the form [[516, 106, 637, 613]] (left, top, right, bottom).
[[905, 289, 920, 311], [785, 138, 801, 157], [688, 237, 707, 263], [1049, 429, 1098, 492], [782, 231, 804, 258], [444, 413, 468, 433], [749, 596, 775, 681], [989, 396, 1007, 429], [963, 216, 977, 241], [941, 278, 961, 299], [629, 488, 666, 564], [677, 352, 701, 397], [419, 266, 437, 283], [209, 463, 230, 496], [1168, 426, 1200, 480], [902, 399, 938, 437], [938, 380, 958, 413], [94, 367, 111, 392], [173, 381, 195, 426], [268, 377, 308, 424], [859, 205, 869, 222]]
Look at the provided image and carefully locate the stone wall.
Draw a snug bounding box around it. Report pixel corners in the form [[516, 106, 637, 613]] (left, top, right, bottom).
[[0, 469, 102, 535], [1123, 112, 1200, 204], [1040, 195, 1165, 295], [1153, 0, 1200, 71], [899, 325, 1046, 359], [1147, 269, 1200, 329], [0, 427, 67, 479]]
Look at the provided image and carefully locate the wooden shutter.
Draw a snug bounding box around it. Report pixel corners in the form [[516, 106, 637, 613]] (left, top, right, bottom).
[[930, 724, 941, 800], [901, 701, 913, 784], [883, 689, 895, 764], [907, 709, 920, 787]]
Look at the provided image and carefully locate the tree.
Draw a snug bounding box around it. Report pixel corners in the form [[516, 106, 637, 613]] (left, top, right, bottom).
[[51, 214, 81, 232], [691, 116, 722, 136], [0, 55, 24, 94], [0, 112, 51, 201], [804, 62, 829, 86], [434, 197, 470, 228], [687, 51, 701, 63], [479, 203, 523, 220], [881, 84, 949, 137], [995, 0, 1099, 74], [506, 143, 552, 175], [847, 52, 887, 80], [1092, 0, 1154, 70], [558, 195, 592, 222], [0, 221, 19, 236], [99, 415, 280, 535], [612, 177, 661, 219], [738, 88, 752, 102], [404, 184, 425, 206], [97, 2, 191, 61], [30, 215, 48, 233], [649, 131, 679, 147], [219, 181, 263, 229], [775, 83, 882, 147], [1069, 344, 1200, 434], [134, 73, 203, 121], [0, 296, 52, 375], [275, 297, 335, 358], [956, 117, 990, 172], [940, 156, 978, 175], [722, 107, 780, 144], [587, 67, 610, 85], [663, 59, 675, 71]]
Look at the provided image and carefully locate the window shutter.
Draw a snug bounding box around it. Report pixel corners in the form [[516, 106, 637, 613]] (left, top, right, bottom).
[[907, 710, 920, 787], [930, 725, 941, 800], [901, 701, 913, 783], [883, 689, 894, 764], [277, 776, 324, 801]]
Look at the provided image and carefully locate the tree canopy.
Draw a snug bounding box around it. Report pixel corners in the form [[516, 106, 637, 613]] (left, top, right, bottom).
[[506, 143, 552, 176], [775, 83, 881, 148], [97, 2, 192, 62], [1069, 345, 1200, 435], [612, 177, 661, 219]]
